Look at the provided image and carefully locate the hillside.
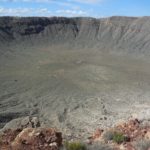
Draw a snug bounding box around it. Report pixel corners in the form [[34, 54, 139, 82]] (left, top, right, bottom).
[[1, 16, 150, 57]]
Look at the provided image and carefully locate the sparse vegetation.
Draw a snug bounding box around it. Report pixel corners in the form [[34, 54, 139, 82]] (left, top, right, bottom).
[[64, 141, 87, 150], [112, 132, 126, 144], [103, 130, 115, 141], [134, 139, 150, 150], [103, 130, 126, 144]]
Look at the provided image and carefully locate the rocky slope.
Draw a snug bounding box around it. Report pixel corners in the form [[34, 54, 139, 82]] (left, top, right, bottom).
[[1, 16, 150, 57]]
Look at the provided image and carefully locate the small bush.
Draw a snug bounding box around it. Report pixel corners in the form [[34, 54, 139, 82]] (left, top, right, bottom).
[[103, 130, 126, 144], [103, 130, 115, 141], [134, 139, 150, 150], [112, 132, 126, 144], [64, 141, 87, 150]]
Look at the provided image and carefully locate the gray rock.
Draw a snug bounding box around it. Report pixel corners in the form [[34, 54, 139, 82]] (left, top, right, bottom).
[[1, 116, 40, 131]]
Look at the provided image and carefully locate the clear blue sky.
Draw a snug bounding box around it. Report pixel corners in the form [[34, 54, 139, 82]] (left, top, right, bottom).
[[0, 0, 150, 17]]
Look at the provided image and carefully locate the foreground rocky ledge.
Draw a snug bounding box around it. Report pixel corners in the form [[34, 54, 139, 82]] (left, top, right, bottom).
[[0, 128, 62, 150], [0, 118, 150, 150]]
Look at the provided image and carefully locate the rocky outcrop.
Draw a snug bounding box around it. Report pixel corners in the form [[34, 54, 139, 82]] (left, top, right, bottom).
[[1, 116, 41, 132], [0, 128, 62, 150], [0, 119, 150, 150], [89, 119, 150, 150]]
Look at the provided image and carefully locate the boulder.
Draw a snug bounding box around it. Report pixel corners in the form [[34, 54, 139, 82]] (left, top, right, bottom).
[[145, 131, 150, 140], [11, 128, 62, 150], [0, 128, 62, 150], [2, 116, 41, 131]]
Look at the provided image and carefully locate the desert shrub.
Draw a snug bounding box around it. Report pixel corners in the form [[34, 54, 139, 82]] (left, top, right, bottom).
[[64, 141, 87, 150], [103, 130, 126, 144], [103, 130, 115, 141], [134, 139, 150, 150], [112, 132, 126, 144], [87, 142, 112, 150]]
